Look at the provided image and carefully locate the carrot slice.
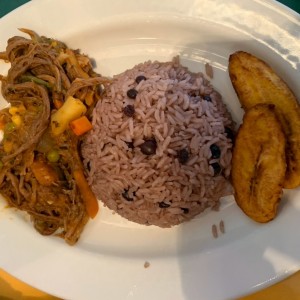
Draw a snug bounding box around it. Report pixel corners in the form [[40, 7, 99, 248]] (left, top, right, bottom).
[[0, 121, 5, 130], [31, 159, 59, 186], [73, 169, 99, 218], [70, 115, 93, 136], [53, 99, 64, 109]]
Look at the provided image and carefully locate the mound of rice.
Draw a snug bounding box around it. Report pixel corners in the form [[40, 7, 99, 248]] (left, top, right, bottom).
[[81, 57, 234, 227]]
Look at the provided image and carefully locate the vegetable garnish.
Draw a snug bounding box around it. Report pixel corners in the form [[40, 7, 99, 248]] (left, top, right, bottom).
[[51, 96, 87, 136], [53, 99, 64, 109], [20, 74, 52, 89], [73, 168, 99, 219], [70, 116, 93, 136]]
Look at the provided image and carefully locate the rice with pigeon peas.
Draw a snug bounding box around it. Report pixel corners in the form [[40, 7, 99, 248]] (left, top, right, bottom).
[[81, 57, 234, 227]]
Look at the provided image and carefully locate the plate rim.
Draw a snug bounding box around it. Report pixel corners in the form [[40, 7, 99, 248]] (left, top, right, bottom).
[[0, 0, 300, 299]]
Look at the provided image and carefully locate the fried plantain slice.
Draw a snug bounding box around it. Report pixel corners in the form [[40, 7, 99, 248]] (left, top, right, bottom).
[[229, 51, 300, 189], [231, 104, 286, 223]]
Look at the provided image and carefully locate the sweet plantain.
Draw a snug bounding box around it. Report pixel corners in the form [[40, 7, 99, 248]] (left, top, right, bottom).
[[231, 104, 286, 223], [229, 51, 300, 189]]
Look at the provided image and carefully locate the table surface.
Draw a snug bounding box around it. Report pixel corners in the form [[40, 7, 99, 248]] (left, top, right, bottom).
[[0, 0, 300, 299]]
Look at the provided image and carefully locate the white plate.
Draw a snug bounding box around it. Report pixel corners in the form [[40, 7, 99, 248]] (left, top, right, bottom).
[[0, 0, 300, 299]]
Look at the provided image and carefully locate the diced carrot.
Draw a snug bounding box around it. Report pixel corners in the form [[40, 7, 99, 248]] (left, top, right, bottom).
[[0, 120, 5, 130], [0, 115, 6, 130], [31, 159, 59, 186], [70, 116, 93, 136], [73, 169, 99, 218], [53, 99, 64, 109]]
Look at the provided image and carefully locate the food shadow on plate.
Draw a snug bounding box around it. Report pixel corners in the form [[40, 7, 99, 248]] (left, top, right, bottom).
[[176, 190, 300, 300]]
